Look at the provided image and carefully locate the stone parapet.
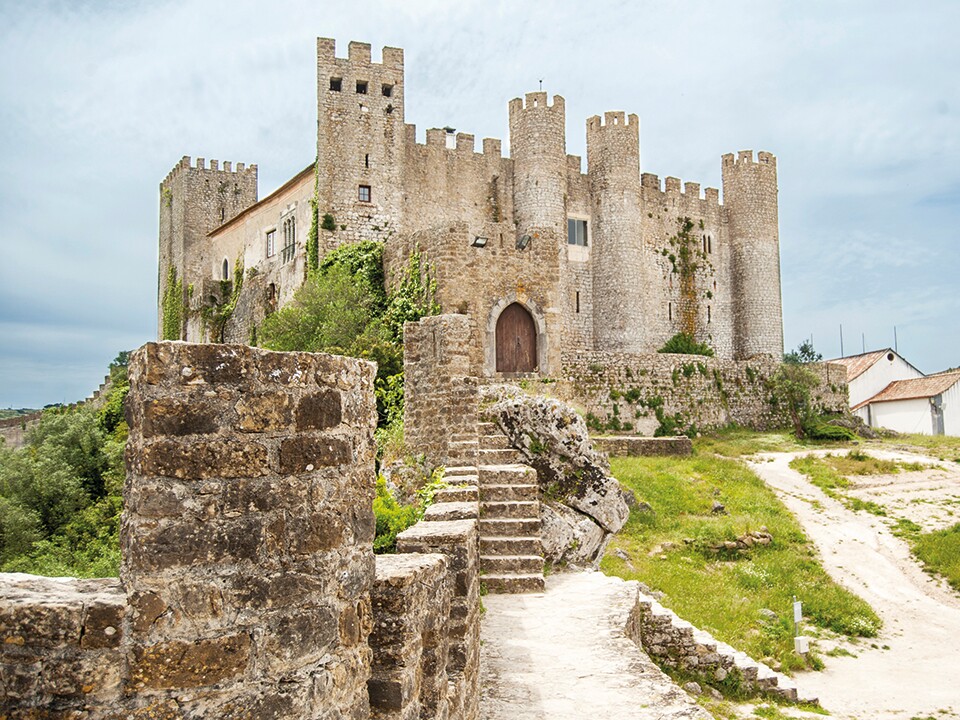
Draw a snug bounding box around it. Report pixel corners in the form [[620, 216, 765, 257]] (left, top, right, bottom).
[[397, 519, 481, 720], [370, 553, 452, 720]]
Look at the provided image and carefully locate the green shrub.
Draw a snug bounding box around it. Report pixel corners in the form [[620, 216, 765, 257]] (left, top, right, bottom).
[[658, 332, 715, 357]]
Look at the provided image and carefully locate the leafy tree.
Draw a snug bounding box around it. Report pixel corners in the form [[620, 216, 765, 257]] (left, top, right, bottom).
[[658, 332, 715, 357], [784, 339, 822, 364]]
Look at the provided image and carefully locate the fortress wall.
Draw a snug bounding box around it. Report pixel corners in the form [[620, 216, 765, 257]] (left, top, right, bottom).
[[556, 352, 847, 434], [403, 314, 481, 468], [388, 225, 564, 377], [639, 173, 732, 357], [402, 130, 514, 233]]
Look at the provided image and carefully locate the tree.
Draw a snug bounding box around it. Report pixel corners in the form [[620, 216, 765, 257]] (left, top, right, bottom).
[[784, 339, 822, 364], [658, 332, 715, 357]]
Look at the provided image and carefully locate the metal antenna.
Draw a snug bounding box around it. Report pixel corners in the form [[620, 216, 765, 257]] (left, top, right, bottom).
[[539, 78, 543, 91]]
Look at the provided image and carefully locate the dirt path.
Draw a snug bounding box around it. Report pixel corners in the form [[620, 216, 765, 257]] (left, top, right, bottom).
[[479, 571, 710, 720], [748, 450, 960, 720]]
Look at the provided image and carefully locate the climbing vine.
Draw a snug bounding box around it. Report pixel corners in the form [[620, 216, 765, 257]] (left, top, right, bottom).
[[161, 266, 183, 340], [307, 161, 321, 273], [660, 216, 714, 337], [201, 255, 244, 342], [383, 245, 441, 341]]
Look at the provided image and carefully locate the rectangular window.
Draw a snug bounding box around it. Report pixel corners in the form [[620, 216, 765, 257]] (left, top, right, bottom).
[[330, 77, 342, 91], [358, 185, 371, 203], [356, 80, 368, 94], [266, 229, 276, 258], [381, 84, 393, 97], [567, 218, 588, 246], [281, 216, 296, 263]]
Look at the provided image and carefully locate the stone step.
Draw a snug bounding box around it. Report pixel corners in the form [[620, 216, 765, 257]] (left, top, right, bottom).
[[478, 448, 522, 464], [479, 433, 512, 450], [422, 501, 478, 522], [482, 573, 545, 594], [478, 464, 537, 485], [480, 500, 539, 520], [481, 536, 542, 556], [434, 485, 479, 503], [477, 421, 498, 434], [480, 555, 544, 574], [480, 484, 537, 502], [443, 465, 479, 478], [480, 518, 541, 537]]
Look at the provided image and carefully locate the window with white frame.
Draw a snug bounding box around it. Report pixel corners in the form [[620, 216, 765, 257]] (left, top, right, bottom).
[[266, 229, 276, 258], [567, 218, 588, 246], [281, 216, 296, 263]]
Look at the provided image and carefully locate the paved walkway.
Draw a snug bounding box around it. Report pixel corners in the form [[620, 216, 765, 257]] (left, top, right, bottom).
[[479, 571, 710, 720]]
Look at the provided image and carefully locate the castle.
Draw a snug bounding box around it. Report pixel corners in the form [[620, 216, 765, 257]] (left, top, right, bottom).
[[158, 38, 783, 374]]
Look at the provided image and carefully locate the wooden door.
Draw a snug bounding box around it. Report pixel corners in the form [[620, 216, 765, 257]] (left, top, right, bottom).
[[496, 303, 537, 373]]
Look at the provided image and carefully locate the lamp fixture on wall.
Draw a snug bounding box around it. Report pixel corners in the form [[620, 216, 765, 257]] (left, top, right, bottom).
[[471, 236, 488, 248], [516, 234, 531, 250]]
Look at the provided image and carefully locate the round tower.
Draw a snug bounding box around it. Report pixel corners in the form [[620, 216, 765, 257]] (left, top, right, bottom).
[[722, 150, 783, 359], [587, 111, 645, 352], [508, 92, 567, 241]]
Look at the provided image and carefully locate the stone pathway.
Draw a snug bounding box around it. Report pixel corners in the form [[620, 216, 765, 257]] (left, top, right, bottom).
[[749, 451, 960, 720], [479, 571, 710, 719]]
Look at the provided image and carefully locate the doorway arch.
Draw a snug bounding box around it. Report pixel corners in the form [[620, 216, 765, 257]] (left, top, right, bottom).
[[495, 303, 538, 373]]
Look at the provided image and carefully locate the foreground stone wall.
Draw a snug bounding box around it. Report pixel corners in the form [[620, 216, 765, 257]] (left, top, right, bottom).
[[556, 351, 847, 435], [1, 342, 380, 719]]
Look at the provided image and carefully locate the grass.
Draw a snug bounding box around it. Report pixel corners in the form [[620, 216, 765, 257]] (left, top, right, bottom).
[[692, 426, 851, 459], [875, 432, 960, 463], [602, 455, 881, 674], [895, 520, 960, 592]]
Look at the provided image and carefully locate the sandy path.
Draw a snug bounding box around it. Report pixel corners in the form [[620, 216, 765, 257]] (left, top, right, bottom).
[[479, 571, 710, 720], [748, 451, 960, 720]]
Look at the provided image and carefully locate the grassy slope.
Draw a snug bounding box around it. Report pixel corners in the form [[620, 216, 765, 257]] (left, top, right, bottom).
[[602, 448, 881, 673]]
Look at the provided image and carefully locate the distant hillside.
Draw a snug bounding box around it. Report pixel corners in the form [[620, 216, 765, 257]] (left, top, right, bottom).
[[0, 408, 39, 420]]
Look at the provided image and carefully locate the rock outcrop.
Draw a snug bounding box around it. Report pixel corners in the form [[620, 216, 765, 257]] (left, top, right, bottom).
[[481, 385, 629, 566]]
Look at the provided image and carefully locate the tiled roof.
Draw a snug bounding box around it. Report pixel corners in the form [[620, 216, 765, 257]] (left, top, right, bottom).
[[825, 350, 891, 382], [855, 372, 960, 409]]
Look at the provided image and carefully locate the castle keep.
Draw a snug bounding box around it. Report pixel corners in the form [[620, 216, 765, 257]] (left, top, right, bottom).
[[159, 38, 784, 372]]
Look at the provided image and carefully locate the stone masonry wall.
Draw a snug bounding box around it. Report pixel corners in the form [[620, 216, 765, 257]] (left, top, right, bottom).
[[403, 315, 481, 468], [556, 352, 847, 435], [1, 342, 380, 719]]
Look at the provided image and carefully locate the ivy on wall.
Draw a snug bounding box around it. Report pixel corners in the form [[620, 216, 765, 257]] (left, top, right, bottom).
[[661, 216, 714, 338], [306, 162, 321, 273], [201, 255, 245, 342], [161, 266, 183, 340]]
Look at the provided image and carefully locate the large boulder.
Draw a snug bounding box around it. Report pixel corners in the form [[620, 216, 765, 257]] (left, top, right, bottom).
[[481, 385, 630, 566]]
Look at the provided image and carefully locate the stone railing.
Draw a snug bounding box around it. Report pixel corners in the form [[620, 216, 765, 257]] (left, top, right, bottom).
[[626, 588, 818, 705]]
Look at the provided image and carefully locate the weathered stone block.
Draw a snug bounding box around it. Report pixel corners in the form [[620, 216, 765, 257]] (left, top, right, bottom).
[[234, 392, 293, 432], [296, 389, 342, 430], [279, 436, 352, 473], [141, 397, 219, 437], [129, 634, 251, 690], [135, 438, 269, 479]]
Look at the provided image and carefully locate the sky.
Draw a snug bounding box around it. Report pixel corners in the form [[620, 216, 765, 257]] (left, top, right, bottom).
[[1, 0, 958, 407]]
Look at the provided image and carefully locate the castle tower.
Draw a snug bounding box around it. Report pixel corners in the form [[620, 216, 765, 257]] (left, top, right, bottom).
[[508, 92, 567, 242], [722, 150, 783, 358], [157, 157, 258, 339], [316, 39, 405, 243], [587, 112, 645, 351]]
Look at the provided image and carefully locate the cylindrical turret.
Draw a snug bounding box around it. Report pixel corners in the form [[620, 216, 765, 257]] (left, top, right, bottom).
[[722, 150, 783, 358], [508, 92, 567, 241], [587, 111, 645, 351]]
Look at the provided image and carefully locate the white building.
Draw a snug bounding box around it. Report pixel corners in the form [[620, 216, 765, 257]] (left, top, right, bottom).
[[827, 349, 923, 418], [853, 372, 960, 436]]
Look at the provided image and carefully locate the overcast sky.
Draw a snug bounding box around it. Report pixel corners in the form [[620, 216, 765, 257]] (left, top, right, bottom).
[[1, 0, 958, 408]]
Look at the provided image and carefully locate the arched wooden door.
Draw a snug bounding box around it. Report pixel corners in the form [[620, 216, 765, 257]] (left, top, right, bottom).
[[495, 303, 538, 373]]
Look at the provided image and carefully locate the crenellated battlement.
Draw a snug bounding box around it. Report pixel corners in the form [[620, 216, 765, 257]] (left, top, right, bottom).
[[508, 92, 565, 116], [586, 111, 639, 132], [639, 171, 720, 207], [408, 125, 505, 160], [162, 155, 258, 186], [567, 154, 584, 175], [316, 37, 404, 68], [722, 149, 776, 169]]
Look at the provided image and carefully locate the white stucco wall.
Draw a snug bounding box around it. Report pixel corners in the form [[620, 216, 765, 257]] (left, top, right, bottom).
[[849, 352, 923, 408], [870, 397, 934, 435], [943, 381, 960, 437]]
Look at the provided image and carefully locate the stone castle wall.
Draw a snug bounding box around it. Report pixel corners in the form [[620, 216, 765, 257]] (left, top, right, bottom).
[[0, 343, 481, 719], [555, 352, 848, 434]]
